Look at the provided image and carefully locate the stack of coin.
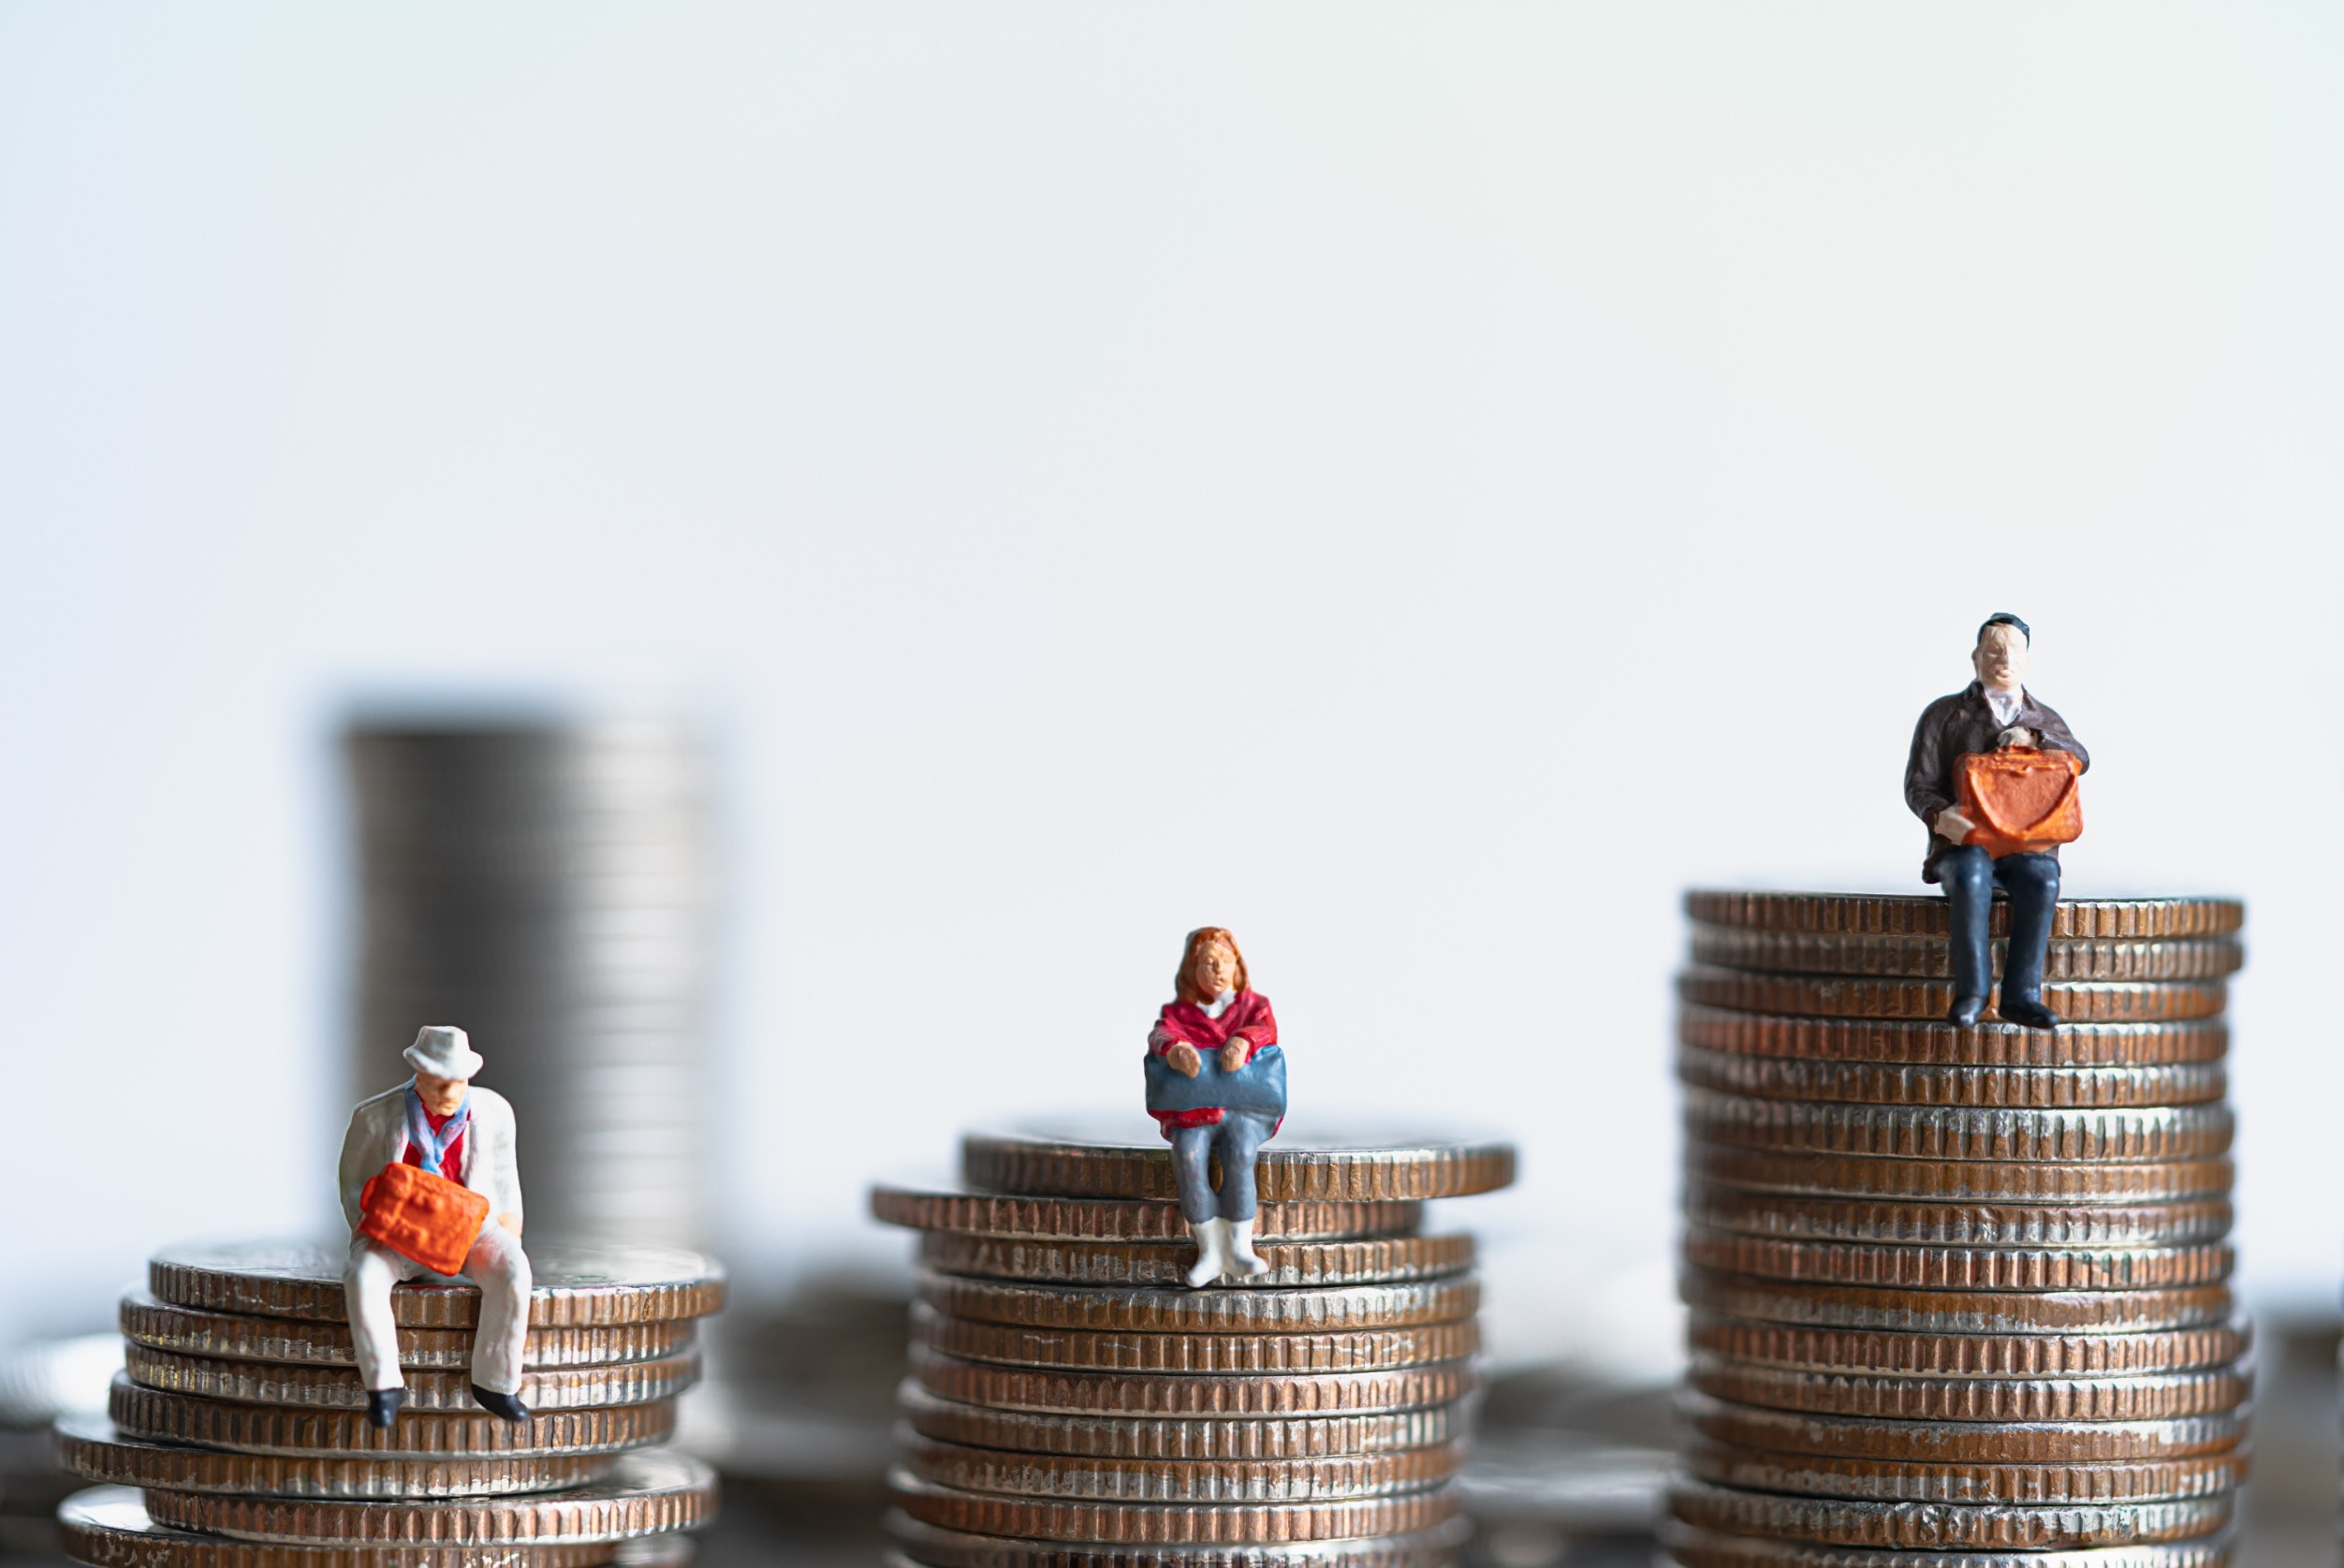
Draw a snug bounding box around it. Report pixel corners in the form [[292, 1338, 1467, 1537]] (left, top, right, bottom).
[[872, 1128, 1516, 1568], [51, 1239, 726, 1568], [1669, 890, 2249, 1568]]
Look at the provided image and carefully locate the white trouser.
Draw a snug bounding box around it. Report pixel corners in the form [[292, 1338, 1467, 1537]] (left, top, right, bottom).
[[343, 1224, 532, 1395]]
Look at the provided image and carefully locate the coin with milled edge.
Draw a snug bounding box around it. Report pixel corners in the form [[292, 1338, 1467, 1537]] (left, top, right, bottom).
[[911, 1304, 1477, 1373], [870, 1184, 1423, 1242], [1682, 1187, 2234, 1249], [1686, 929, 2244, 982], [1677, 1389, 2247, 1463], [1659, 1519, 2234, 1568], [1682, 1091, 2234, 1163], [917, 1234, 1474, 1289], [57, 1487, 623, 1568], [915, 1274, 1481, 1335], [1685, 1145, 2234, 1204], [1678, 1228, 2233, 1292], [896, 1383, 1461, 1460], [907, 1346, 1474, 1417], [899, 1429, 1460, 1502], [1675, 1048, 2226, 1108], [1684, 1314, 2253, 1377], [119, 1293, 696, 1370], [1667, 1475, 2230, 1550], [123, 1344, 699, 1412], [1680, 891, 2245, 940], [883, 1509, 1472, 1568], [1677, 1006, 2229, 1067], [51, 1414, 611, 1501], [960, 1130, 1515, 1203], [109, 1376, 677, 1458], [1681, 1438, 2251, 1504], [1677, 1269, 2234, 1334], [1687, 1355, 2252, 1422], [147, 1241, 725, 1328], [887, 1468, 1458, 1545], [1677, 968, 2226, 1023]]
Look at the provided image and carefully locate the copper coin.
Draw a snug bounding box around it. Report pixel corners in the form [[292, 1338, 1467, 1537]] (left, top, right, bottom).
[[1686, 1144, 2234, 1203], [960, 1130, 1516, 1203], [1687, 1354, 2252, 1422], [123, 1344, 700, 1412], [896, 1383, 1461, 1460], [120, 1292, 697, 1370], [148, 1240, 725, 1328], [1677, 967, 2226, 1023], [915, 1273, 1480, 1335], [58, 1488, 620, 1568], [53, 1414, 612, 1500], [1688, 929, 2244, 982], [1680, 891, 2245, 940], [899, 1429, 1461, 1502], [1677, 1268, 2234, 1333], [109, 1375, 677, 1458], [1684, 1314, 2253, 1377], [1667, 1476, 2231, 1550], [870, 1184, 1423, 1242], [1682, 1090, 2234, 1163], [1676, 1047, 2226, 1108], [887, 1469, 1458, 1545], [906, 1345, 1475, 1417], [1678, 1005, 2229, 1067], [141, 1449, 716, 1545], [1682, 1437, 2251, 1503], [910, 1303, 1478, 1372], [917, 1233, 1474, 1289], [1660, 1520, 2234, 1568], [1682, 1186, 2234, 1249], [883, 1509, 1472, 1568], [1677, 1389, 2246, 1463], [1679, 1228, 2233, 1292]]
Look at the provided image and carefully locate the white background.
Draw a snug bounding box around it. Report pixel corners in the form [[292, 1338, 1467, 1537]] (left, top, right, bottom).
[[3, 4, 2338, 1360]]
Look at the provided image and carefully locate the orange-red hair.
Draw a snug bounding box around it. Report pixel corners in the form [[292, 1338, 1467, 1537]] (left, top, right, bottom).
[[1175, 927, 1249, 1005]]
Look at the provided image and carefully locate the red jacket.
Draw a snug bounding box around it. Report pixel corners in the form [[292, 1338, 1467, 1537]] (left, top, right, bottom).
[[1147, 990, 1278, 1136]]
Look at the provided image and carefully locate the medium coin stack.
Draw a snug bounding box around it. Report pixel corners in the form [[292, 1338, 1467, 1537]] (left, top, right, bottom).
[[51, 1239, 726, 1568], [1669, 890, 2249, 1568], [872, 1128, 1516, 1568]]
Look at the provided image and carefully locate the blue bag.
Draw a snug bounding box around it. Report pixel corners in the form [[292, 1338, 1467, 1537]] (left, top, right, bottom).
[[1143, 1042, 1287, 1119]]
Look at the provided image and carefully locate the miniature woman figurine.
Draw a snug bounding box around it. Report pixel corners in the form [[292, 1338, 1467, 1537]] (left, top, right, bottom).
[[1145, 928, 1286, 1287], [337, 1026, 532, 1427]]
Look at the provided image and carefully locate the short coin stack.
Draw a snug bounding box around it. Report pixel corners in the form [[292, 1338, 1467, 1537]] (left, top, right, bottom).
[[51, 1239, 725, 1568], [872, 1128, 1516, 1568], [1669, 890, 2249, 1568]]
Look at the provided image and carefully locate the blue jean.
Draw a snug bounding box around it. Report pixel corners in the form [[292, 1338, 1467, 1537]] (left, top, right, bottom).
[[1941, 845, 2059, 1004], [1171, 1112, 1278, 1223]]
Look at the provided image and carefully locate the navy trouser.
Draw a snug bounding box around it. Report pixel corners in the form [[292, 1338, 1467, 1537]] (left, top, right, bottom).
[[1171, 1111, 1278, 1223], [1941, 845, 2059, 1006]]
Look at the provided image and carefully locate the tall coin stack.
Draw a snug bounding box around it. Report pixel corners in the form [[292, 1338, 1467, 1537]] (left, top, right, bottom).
[[1667, 891, 2249, 1568], [872, 1129, 1516, 1568], [51, 1239, 726, 1568]]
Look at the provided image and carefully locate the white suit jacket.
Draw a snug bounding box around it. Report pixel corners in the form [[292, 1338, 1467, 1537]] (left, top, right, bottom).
[[338, 1079, 523, 1232]]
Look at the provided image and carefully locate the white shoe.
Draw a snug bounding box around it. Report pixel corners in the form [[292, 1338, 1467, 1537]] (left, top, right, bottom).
[[1184, 1219, 1229, 1288], [1227, 1219, 1271, 1277]]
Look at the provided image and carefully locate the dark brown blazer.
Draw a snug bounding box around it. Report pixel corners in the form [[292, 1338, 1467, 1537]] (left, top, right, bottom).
[[1904, 681, 2088, 883]]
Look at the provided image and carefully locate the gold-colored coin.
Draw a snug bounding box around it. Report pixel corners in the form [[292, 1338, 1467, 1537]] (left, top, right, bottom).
[[917, 1234, 1474, 1289], [1678, 1004, 2228, 1067], [1677, 967, 2225, 1024], [1679, 1227, 2234, 1292], [916, 1272, 1480, 1334], [907, 1345, 1474, 1417], [883, 1509, 1472, 1568], [52, 1414, 611, 1499], [1684, 1313, 2253, 1378], [910, 1303, 1477, 1372], [1680, 891, 2245, 941], [960, 1130, 1516, 1203], [896, 1382, 1461, 1460], [1687, 1354, 2252, 1422], [109, 1375, 676, 1459], [123, 1344, 700, 1412], [1676, 1046, 2226, 1108], [1683, 1185, 2233, 1249], [1685, 1144, 2234, 1204], [870, 1184, 1422, 1242], [1677, 1268, 2234, 1334], [1677, 1388, 2246, 1463], [899, 1429, 1461, 1502], [120, 1292, 696, 1370], [147, 1241, 725, 1328], [1660, 1519, 2234, 1568], [887, 1468, 1458, 1545], [1682, 1437, 2251, 1503], [141, 1450, 716, 1545], [58, 1488, 621, 1568], [1667, 1476, 2231, 1551], [1683, 1090, 2234, 1163], [1687, 928, 2244, 982]]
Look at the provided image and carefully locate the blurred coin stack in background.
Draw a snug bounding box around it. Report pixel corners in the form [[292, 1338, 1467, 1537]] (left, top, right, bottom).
[[50, 1239, 726, 1568], [1669, 890, 2249, 1568], [872, 1129, 1516, 1568], [345, 720, 717, 1247]]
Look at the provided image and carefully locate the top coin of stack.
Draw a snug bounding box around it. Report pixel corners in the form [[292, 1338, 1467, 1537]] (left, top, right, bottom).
[[1669, 890, 2249, 1568], [51, 1239, 726, 1568], [872, 1127, 1516, 1568]]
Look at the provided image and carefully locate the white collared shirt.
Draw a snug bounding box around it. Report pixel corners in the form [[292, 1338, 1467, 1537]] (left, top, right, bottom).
[[1983, 685, 2025, 728], [1201, 989, 1236, 1019]]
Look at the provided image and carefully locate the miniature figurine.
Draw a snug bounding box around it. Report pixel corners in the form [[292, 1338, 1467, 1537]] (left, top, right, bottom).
[[1904, 614, 2089, 1029], [1144, 928, 1286, 1287], [337, 1026, 532, 1427]]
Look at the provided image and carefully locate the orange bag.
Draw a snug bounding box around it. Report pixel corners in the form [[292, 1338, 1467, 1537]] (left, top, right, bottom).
[[359, 1162, 490, 1276], [1955, 748, 2084, 858]]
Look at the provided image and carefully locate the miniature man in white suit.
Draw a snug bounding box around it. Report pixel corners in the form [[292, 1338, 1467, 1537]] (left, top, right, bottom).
[[338, 1026, 532, 1428]]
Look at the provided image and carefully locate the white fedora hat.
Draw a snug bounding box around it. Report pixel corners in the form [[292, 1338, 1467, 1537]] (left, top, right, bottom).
[[403, 1025, 485, 1081]]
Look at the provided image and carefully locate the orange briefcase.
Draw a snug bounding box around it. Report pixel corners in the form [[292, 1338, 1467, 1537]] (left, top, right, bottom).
[[1955, 747, 2084, 858], [359, 1162, 490, 1276]]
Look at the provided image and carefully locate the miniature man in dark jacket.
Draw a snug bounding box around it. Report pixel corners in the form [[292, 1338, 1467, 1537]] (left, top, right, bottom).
[[1904, 613, 2088, 1029]]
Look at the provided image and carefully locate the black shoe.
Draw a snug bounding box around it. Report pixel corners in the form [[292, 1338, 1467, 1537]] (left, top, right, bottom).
[[471, 1385, 531, 1424], [366, 1388, 404, 1429], [2000, 994, 2062, 1030], [1945, 995, 1987, 1028]]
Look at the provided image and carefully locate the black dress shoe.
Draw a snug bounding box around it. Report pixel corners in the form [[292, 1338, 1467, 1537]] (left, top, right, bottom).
[[366, 1388, 404, 1429], [2000, 995, 2062, 1030], [471, 1385, 531, 1424], [1945, 995, 1987, 1028]]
